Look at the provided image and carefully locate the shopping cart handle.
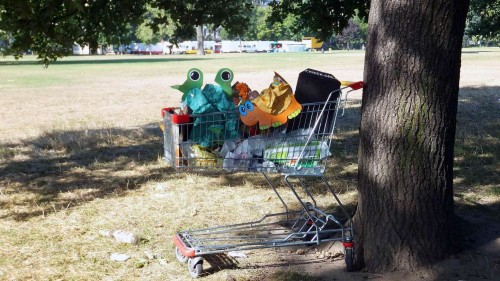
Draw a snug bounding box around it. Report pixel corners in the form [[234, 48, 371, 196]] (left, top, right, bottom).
[[347, 81, 364, 90], [161, 107, 175, 117], [161, 107, 191, 124]]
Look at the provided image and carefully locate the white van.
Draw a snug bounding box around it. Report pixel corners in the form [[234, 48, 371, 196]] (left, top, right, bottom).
[[239, 44, 257, 53]]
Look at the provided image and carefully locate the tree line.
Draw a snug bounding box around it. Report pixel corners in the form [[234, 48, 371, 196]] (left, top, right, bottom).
[[1, 1, 497, 64], [0, 0, 370, 62]]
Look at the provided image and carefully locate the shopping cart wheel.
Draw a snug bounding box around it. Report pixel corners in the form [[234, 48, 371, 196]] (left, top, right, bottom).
[[175, 247, 188, 263], [187, 257, 203, 278], [344, 248, 354, 272]]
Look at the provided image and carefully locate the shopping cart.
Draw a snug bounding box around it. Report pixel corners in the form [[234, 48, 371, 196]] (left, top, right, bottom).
[[162, 79, 363, 278]]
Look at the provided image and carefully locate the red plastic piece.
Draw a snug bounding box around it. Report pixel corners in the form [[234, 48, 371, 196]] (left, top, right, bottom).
[[348, 81, 364, 90], [161, 107, 173, 117], [342, 241, 354, 248], [161, 107, 190, 124], [173, 235, 196, 258], [248, 126, 259, 136]]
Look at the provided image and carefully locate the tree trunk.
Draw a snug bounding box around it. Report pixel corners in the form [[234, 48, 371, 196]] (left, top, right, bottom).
[[89, 40, 98, 55], [355, 0, 469, 273], [196, 25, 205, 55]]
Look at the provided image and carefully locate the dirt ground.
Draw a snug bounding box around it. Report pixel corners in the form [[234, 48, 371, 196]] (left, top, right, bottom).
[[177, 208, 500, 281], [271, 211, 500, 281]]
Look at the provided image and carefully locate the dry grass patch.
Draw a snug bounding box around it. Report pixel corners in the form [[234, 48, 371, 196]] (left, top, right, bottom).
[[454, 85, 500, 210], [0, 170, 356, 280], [0, 124, 168, 220], [1, 49, 499, 280]]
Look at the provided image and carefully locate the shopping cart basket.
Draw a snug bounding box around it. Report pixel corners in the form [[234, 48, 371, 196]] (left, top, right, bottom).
[[163, 80, 363, 278]]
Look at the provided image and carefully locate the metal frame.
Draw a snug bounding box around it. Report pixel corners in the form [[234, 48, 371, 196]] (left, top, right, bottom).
[[165, 82, 363, 277]]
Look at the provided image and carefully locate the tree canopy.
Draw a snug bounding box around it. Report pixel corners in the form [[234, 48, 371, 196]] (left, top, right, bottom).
[[334, 17, 368, 50], [151, 0, 253, 43], [2, 0, 500, 65], [268, 0, 369, 42], [0, 0, 254, 64], [237, 5, 303, 41], [467, 0, 500, 40], [0, 0, 147, 64]]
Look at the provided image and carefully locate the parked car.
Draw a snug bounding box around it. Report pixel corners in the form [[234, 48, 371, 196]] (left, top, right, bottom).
[[185, 49, 213, 54], [239, 44, 257, 53]]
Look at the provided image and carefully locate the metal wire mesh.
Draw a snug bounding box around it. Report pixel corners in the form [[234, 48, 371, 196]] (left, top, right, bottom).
[[163, 98, 341, 175]]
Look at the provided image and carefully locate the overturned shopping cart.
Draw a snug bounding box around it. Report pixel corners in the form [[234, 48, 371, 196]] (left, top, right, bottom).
[[162, 73, 363, 278]]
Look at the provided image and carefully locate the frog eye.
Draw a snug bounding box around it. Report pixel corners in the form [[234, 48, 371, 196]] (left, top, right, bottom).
[[245, 100, 254, 111], [221, 70, 231, 81], [239, 104, 247, 116], [217, 68, 233, 83], [189, 69, 201, 81]]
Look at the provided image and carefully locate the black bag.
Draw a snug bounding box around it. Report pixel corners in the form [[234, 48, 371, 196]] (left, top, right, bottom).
[[288, 69, 342, 134], [294, 68, 341, 104]]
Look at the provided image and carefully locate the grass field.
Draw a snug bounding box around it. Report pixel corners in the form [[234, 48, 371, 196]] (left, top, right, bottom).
[[0, 49, 499, 280]]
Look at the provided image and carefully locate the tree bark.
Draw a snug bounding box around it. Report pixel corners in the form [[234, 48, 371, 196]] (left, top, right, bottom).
[[196, 25, 205, 55], [89, 40, 99, 55], [356, 0, 469, 273]]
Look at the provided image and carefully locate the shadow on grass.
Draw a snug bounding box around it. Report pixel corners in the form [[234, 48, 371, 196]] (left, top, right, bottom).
[[200, 254, 240, 277], [455, 196, 500, 246], [52, 56, 211, 65], [190, 200, 357, 279], [0, 56, 209, 66], [0, 110, 361, 222], [462, 50, 499, 54], [0, 86, 497, 226], [454, 86, 500, 190], [242, 259, 338, 281], [0, 124, 176, 221]]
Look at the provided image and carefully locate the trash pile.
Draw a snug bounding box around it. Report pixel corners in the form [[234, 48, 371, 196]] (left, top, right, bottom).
[[162, 68, 342, 171]]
